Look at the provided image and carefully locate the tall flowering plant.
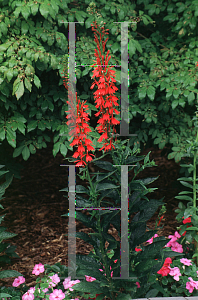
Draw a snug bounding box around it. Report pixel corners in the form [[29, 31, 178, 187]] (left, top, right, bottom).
[[61, 21, 173, 300]]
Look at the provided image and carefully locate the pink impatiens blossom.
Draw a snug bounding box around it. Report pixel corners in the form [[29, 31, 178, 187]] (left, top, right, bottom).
[[22, 288, 35, 300], [49, 289, 65, 300], [32, 263, 45, 275], [169, 267, 181, 281], [186, 277, 198, 293], [180, 258, 192, 266], [170, 241, 183, 253], [48, 274, 60, 288], [63, 276, 80, 292], [146, 234, 159, 244], [85, 275, 96, 282], [12, 276, 25, 287]]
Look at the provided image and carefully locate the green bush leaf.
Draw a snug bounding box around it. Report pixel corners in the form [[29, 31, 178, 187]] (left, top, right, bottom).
[[40, 3, 49, 18], [22, 146, 30, 160], [6, 127, 16, 148], [15, 81, 24, 100], [147, 86, 155, 100], [21, 5, 30, 20], [34, 75, 41, 88], [24, 77, 32, 92], [60, 143, 67, 156]]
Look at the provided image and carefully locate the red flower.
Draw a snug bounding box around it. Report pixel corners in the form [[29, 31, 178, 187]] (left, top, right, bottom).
[[182, 216, 191, 224], [63, 72, 95, 167], [157, 215, 164, 226], [157, 257, 172, 277], [91, 21, 120, 152], [135, 247, 142, 252]]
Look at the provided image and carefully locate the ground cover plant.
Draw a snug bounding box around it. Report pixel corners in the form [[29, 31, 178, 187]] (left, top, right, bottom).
[[1, 0, 198, 299]]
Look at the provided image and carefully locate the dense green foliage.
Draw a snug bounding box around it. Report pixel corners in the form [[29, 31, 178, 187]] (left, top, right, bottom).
[[1, 0, 198, 176]]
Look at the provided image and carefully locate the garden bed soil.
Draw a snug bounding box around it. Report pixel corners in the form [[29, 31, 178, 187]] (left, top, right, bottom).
[[0, 137, 184, 298]]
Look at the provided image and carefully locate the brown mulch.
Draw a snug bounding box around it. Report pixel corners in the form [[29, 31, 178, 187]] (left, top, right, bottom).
[[0, 135, 184, 298]]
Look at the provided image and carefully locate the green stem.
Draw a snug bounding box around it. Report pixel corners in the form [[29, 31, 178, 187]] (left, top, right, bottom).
[[85, 163, 116, 300]]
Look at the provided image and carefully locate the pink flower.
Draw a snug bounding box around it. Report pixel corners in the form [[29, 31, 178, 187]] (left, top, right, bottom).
[[146, 234, 159, 244], [186, 277, 198, 293], [85, 275, 96, 282], [12, 276, 25, 287], [170, 241, 183, 253], [180, 258, 192, 266], [136, 282, 140, 288], [63, 277, 80, 291], [32, 263, 45, 275], [48, 274, 60, 288], [22, 291, 34, 300], [49, 289, 65, 300], [42, 288, 49, 293], [169, 267, 181, 281]]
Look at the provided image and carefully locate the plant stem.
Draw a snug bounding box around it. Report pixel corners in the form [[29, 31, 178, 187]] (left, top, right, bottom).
[[85, 163, 115, 300]]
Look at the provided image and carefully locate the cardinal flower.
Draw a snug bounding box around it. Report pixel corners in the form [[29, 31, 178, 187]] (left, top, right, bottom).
[[91, 21, 120, 152], [63, 70, 95, 167]]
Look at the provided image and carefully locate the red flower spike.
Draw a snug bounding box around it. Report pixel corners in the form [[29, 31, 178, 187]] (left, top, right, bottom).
[[62, 68, 95, 168], [91, 21, 120, 151]]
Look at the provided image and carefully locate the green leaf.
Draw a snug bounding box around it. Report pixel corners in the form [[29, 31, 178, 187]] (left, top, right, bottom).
[[13, 7, 21, 18], [133, 39, 142, 53], [27, 120, 38, 132], [0, 127, 5, 141], [31, 3, 39, 15], [60, 143, 67, 156], [34, 75, 41, 88], [142, 16, 149, 25], [75, 11, 85, 24], [13, 145, 25, 158], [0, 270, 22, 279], [139, 86, 147, 100], [17, 122, 25, 135], [0, 22, 8, 36], [147, 86, 155, 101], [21, 5, 30, 20], [15, 81, 24, 100], [110, 6, 116, 14], [118, 10, 124, 20], [24, 77, 32, 92], [53, 142, 61, 157], [6, 127, 16, 148], [85, 16, 94, 29], [96, 183, 119, 192], [51, 55, 58, 69], [111, 42, 119, 54], [40, 3, 49, 18], [29, 144, 36, 154], [173, 89, 180, 99], [21, 20, 29, 34], [129, 39, 136, 57], [175, 195, 193, 201], [188, 92, 195, 104], [172, 100, 178, 109], [6, 69, 13, 82], [22, 146, 30, 161]]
